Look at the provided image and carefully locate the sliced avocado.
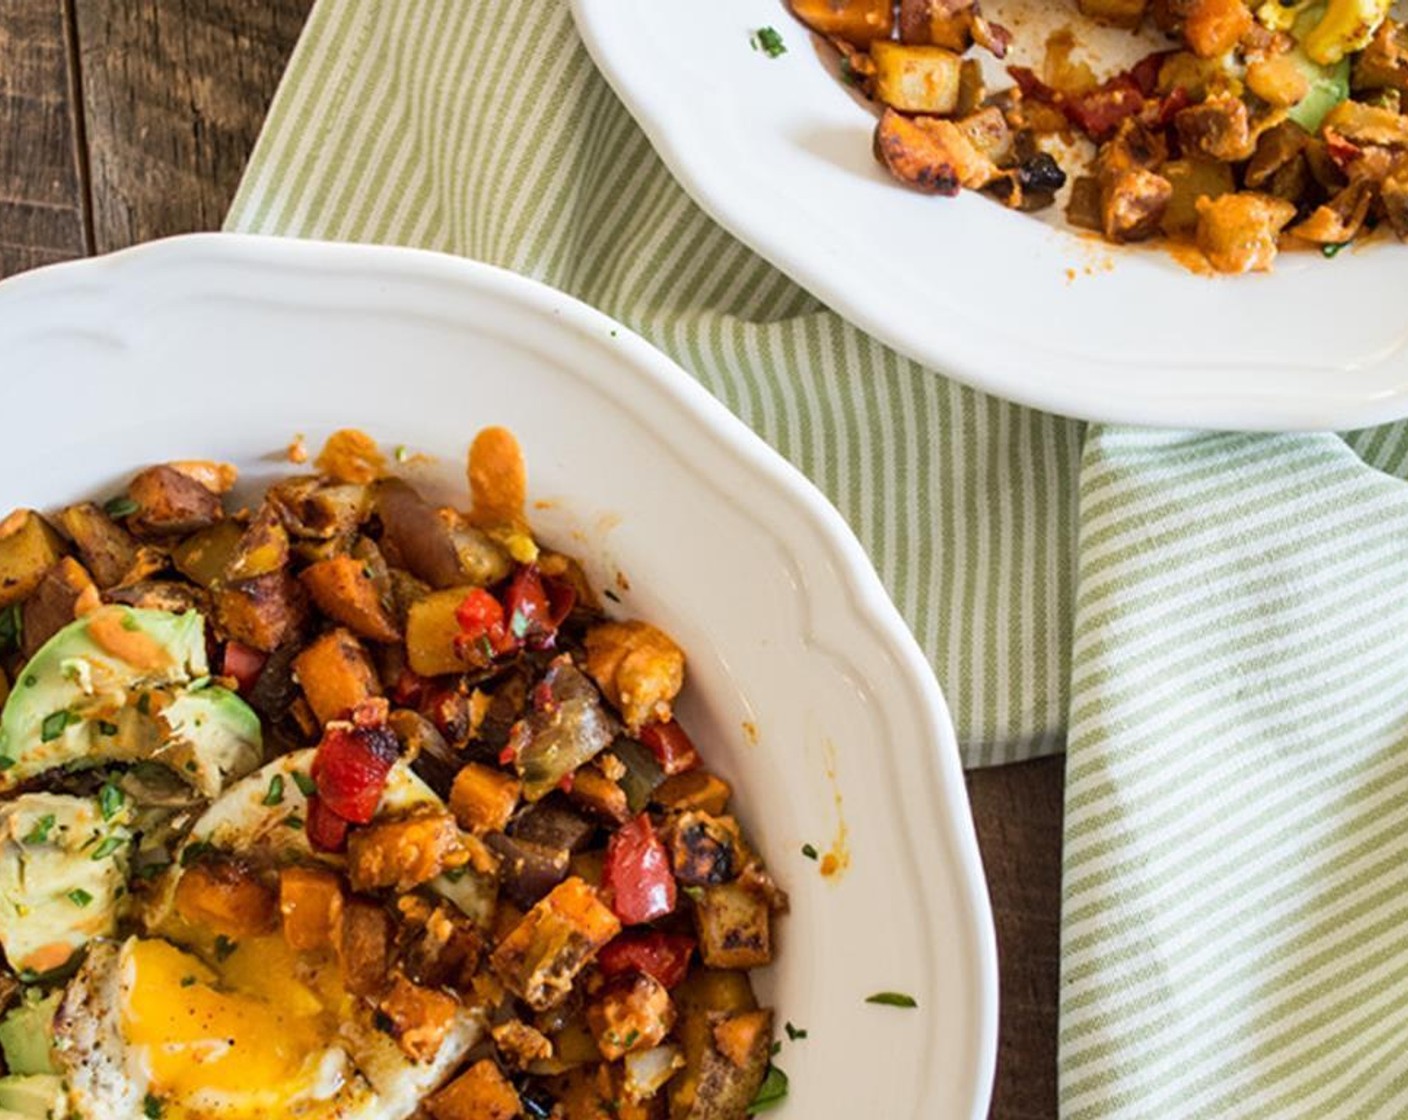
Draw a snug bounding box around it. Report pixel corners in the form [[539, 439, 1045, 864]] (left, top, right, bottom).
[[0, 795, 129, 976], [1287, 4, 1352, 131], [0, 1074, 66, 1118], [0, 607, 261, 797], [0, 1074, 64, 1119], [0, 991, 62, 1076]]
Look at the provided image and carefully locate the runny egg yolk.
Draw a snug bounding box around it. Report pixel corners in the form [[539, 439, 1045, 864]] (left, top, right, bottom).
[[122, 936, 353, 1117]]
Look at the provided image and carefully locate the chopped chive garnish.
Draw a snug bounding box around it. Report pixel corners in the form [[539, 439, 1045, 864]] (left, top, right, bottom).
[[143, 1093, 163, 1119], [105, 496, 140, 519], [180, 975, 197, 988], [96, 720, 119, 737], [67, 888, 93, 908], [1322, 241, 1350, 258], [292, 771, 317, 797], [0, 604, 22, 653], [188, 675, 212, 691], [136, 693, 151, 715], [40, 710, 78, 742], [751, 26, 787, 57], [23, 814, 56, 845], [785, 1021, 808, 1040], [99, 783, 124, 820], [866, 991, 918, 1008], [263, 774, 285, 807], [213, 935, 237, 961], [0, 757, 15, 772], [603, 588, 621, 603], [801, 843, 818, 860], [282, 815, 305, 829], [120, 613, 139, 632], [181, 840, 212, 867], [90, 836, 124, 861]]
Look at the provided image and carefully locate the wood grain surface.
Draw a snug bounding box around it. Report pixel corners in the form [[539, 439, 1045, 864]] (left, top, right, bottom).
[[0, 4, 1064, 1116]]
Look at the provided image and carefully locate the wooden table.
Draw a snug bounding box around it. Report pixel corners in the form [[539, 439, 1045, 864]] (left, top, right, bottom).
[[0, 3, 1065, 1115]]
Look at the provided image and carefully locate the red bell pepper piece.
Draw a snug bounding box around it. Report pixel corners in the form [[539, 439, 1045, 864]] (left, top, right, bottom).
[[638, 720, 700, 776], [310, 720, 399, 824], [603, 813, 676, 925], [598, 932, 696, 990], [305, 794, 350, 853], [453, 587, 515, 662], [221, 641, 267, 694]]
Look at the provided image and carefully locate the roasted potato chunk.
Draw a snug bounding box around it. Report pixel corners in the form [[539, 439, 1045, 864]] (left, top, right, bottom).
[[900, 0, 976, 49], [293, 628, 382, 726], [653, 770, 733, 817], [347, 811, 469, 892], [871, 40, 963, 113], [1078, 0, 1149, 29], [21, 558, 99, 657], [450, 763, 523, 834], [427, 1058, 522, 1120], [214, 569, 308, 651], [223, 505, 289, 583], [56, 503, 158, 590], [338, 897, 393, 998], [378, 972, 459, 1062], [1161, 158, 1237, 235], [791, 0, 895, 43], [1195, 191, 1297, 272], [0, 511, 66, 608], [693, 879, 773, 970], [406, 587, 483, 677], [490, 876, 622, 1010], [174, 859, 277, 939], [126, 465, 224, 536], [583, 620, 685, 732], [587, 973, 676, 1060]]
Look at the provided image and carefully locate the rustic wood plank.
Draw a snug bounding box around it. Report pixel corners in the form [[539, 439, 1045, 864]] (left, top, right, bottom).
[[71, 0, 312, 251], [967, 756, 1064, 1120], [0, 0, 89, 277]]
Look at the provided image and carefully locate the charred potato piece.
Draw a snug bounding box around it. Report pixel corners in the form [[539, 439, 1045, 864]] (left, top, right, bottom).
[[269, 476, 372, 541], [669, 812, 742, 886], [56, 503, 158, 589], [171, 520, 244, 588], [0, 511, 66, 608], [105, 579, 210, 616], [22, 558, 99, 657], [126, 465, 224, 536], [693, 879, 774, 970], [871, 40, 963, 113], [900, 0, 976, 50], [653, 770, 733, 817], [338, 897, 394, 998], [1290, 180, 1374, 244], [790, 0, 895, 44], [1101, 169, 1174, 241], [214, 569, 308, 651], [293, 628, 383, 726], [1354, 18, 1408, 93], [223, 505, 289, 583], [300, 554, 400, 642], [680, 1010, 775, 1120]]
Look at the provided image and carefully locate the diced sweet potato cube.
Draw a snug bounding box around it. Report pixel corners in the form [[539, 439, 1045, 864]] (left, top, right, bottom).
[[279, 866, 345, 952], [587, 973, 676, 1060], [557, 1064, 654, 1120], [316, 429, 386, 485], [1182, 0, 1252, 57], [713, 1009, 773, 1068], [127, 465, 224, 536], [338, 897, 393, 998], [653, 770, 732, 817], [406, 587, 483, 677], [450, 763, 522, 834], [174, 859, 277, 939], [427, 1058, 523, 1120], [215, 569, 308, 651], [871, 40, 963, 114], [293, 628, 382, 726], [490, 877, 622, 1010], [583, 620, 685, 732], [0, 511, 66, 608], [347, 811, 468, 892], [790, 0, 894, 44], [379, 972, 459, 1062], [300, 555, 401, 642], [1195, 191, 1297, 273]]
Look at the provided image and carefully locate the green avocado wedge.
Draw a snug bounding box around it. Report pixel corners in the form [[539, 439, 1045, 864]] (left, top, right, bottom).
[[0, 606, 262, 797]]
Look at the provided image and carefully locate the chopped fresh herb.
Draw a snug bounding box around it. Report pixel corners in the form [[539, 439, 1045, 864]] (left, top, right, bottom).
[[603, 588, 621, 603], [0, 757, 14, 772], [187, 675, 212, 691], [134, 859, 171, 880], [785, 1021, 808, 1040], [120, 613, 139, 632], [263, 774, 285, 807], [180, 975, 197, 988], [17, 969, 40, 984], [443, 866, 468, 883], [90, 836, 125, 861], [67, 888, 93, 908], [184, 760, 198, 773], [136, 693, 151, 715], [23, 814, 56, 845], [40, 709, 78, 742], [801, 843, 819, 861], [22, 674, 36, 688], [749, 1064, 789, 1112], [99, 782, 125, 821], [143, 1093, 164, 1119], [751, 26, 787, 58], [282, 815, 305, 829], [105, 496, 140, 519], [213, 935, 238, 962], [866, 991, 918, 1008], [770, 1040, 782, 1056], [683, 885, 705, 902], [96, 720, 119, 737], [0, 603, 22, 653], [623, 1029, 640, 1048], [395, 445, 410, 463], [292, 771, 318, 797], [181, 841, 212, 867], [1323, 241, 1350, 258], [510, 608, 531, 640]]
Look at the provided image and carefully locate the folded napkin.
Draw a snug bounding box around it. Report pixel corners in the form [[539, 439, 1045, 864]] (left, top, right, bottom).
[[225, 3, 1408, 1115]]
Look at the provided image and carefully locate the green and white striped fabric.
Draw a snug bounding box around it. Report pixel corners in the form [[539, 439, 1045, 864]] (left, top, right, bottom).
[[226, 3, 1408, 1115]]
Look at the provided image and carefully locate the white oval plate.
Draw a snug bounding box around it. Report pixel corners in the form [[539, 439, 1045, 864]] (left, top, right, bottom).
[[571, 0, 1408, 431], [0, 234, 997, 1120]]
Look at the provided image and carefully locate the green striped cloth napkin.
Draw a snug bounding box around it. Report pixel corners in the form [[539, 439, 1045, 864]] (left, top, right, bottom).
[[224, 3, 1408, 1115]]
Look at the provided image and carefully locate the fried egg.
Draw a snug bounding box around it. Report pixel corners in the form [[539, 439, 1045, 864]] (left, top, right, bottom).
[[55, 752, 485, 1120]]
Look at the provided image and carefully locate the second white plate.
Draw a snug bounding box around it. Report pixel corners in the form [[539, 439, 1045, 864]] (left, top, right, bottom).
[[571, 0, 1408, 430]]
